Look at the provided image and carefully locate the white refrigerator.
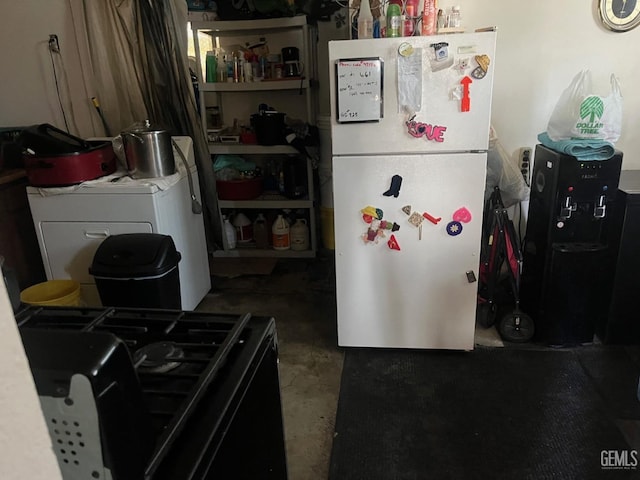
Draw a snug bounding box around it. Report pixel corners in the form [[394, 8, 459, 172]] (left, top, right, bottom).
[[329, 31, 497, 350]]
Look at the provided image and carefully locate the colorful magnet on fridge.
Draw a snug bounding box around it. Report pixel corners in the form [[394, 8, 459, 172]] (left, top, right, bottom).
[[383, 174, 403, 198], [460, 76, 472, 112], [455, 58, 470, 73], [446, 221, 463, 236], [471, 67, 486, 79], [402, 205, 412, 215], [361, 206, 383, 220], [408, 212, 425, 227], [379, 220, 400, 231], [475, 54, 490, 72], [452, 207, 472, 223], [398, 42, 414, 57], [422, 211, 442, 224], [471, 54, 490, 79], [406, 116, 448, 142], [388, 234, 401, 251], [365, 228, 378, 242], [362, 214, 373, 224]]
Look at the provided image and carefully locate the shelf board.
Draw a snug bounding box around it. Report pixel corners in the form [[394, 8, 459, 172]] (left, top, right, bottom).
[[212, 247, 315, 258], [189, 14, 308, 33], [201, 78, 308, 92], [208, 144, 298, 155], [218, 194, 313, 209]]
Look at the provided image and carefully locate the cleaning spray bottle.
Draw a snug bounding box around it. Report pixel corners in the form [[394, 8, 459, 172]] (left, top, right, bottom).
[[357, 0, 373, 39]]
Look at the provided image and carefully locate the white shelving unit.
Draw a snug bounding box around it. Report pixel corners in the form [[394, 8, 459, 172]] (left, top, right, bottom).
[[190, 13, 317, 258]]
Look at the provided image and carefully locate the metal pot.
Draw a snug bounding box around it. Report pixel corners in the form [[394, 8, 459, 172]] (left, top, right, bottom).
[[121, 120, 175, 179]]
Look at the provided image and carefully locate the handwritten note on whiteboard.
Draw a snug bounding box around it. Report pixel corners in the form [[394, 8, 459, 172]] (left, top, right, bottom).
[[335, 58, 384, 123]]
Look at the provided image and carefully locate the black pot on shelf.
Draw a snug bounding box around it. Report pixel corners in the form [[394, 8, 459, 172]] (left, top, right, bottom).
[[251, 112, 286, 146], [283, 157, 307, 199]]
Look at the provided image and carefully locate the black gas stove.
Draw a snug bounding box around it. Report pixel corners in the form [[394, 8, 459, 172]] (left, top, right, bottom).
[[16, 306, 288, 480]]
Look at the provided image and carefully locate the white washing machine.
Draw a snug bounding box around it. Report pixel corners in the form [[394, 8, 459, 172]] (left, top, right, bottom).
[[26, 136, 211, 310]]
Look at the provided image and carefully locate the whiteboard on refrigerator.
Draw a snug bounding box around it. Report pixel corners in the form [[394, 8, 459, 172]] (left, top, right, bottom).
[[335, 57, 383, 123]]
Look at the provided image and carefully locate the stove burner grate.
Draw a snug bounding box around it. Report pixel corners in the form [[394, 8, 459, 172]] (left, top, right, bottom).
[[133, 341, 185, 374]]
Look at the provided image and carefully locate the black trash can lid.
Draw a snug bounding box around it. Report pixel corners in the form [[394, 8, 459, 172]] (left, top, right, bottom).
[[89, 233, 181, 279]]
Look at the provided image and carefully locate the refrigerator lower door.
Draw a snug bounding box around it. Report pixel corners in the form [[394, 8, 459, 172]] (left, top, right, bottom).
[[333, 152, 486, 349]]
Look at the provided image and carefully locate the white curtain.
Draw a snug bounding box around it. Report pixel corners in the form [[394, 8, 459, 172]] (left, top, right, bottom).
[[68, 0, 222, 249], [69, 0, 148, 134]]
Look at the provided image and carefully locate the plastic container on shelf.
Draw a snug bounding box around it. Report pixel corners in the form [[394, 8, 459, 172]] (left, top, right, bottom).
[[403, 0, 419, 36], [224, 216, 237, 249], [290, 218, 310, 251], [357, 0, 373, 39], [421, 0, 437, 35], [205, 50, 217, 83], [449, 6, 462, 28], [253, 214, 269, 249], [386, 3, 402, 38], [232, 212, 253, 243], [216, 177, 263, 200], [272, 214, 290, 251]]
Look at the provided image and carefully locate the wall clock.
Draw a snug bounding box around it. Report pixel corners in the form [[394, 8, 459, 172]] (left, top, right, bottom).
[[599, 0, 640, 31]]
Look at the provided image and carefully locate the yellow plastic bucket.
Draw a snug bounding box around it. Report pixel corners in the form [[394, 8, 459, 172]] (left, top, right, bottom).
[[320, 206, 335, 250], [20, 280, 82, 307]]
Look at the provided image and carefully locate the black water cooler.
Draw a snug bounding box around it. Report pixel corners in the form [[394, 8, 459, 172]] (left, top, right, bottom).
[[520, 145, 623, 345], [597, 170, 640, 344]]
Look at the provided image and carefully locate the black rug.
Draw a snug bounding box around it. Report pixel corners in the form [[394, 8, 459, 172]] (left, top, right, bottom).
[[329, 346, 640, 480]]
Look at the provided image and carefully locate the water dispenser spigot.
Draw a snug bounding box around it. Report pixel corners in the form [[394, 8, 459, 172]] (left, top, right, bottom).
[[594, 195, 607, 219], [559, 196, 575, 220]]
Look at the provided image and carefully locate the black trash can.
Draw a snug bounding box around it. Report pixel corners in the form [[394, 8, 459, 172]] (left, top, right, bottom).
[[89, 233, 182, 309]]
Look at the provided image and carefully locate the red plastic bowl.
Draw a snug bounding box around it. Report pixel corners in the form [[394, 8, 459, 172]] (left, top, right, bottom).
[[216, 177, 263, 200]]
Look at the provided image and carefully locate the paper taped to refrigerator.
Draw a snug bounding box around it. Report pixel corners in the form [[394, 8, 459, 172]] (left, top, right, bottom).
[[335, 58, 383, 123]]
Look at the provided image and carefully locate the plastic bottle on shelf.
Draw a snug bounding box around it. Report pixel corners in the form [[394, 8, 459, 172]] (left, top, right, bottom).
[[243, 57, 253, 82], [449, 6, 462, 28], [386, 3, 402, 38], [272, 214, 290, 251], [357, 0, 373, 39], [226, 55, 234, 82], [223, 216, 237, 249], [437, 9, 446, 30], [232, 212, 253, 243], [253, 214, 269, 249], [218, 53, 227, 82], [251, 55, 261, 81], [377, 14, 386, 38], [404, 0, 418, 36], [421, 0, 437, 36], [205, 50, 217, 83], [290, 218, 310, 251]]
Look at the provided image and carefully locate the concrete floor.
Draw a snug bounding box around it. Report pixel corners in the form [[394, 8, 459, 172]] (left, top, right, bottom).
[[197, 254, 343, 480], [196, 253, 506, 480]]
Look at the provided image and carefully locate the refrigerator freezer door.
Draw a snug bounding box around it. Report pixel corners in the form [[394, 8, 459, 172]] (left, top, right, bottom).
[[329, 32, 496, 155], [333, 153, 486, 349]]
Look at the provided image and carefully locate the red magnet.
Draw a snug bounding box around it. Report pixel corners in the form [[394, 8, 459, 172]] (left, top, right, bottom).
[[422, 211, 442, 224], [452, 207, 472, 223], [460, 76, 472, 113], [388, 234, 401, 251], [362, 214, 373, 224]]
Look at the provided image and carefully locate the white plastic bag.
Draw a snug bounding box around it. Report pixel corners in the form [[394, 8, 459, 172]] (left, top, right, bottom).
[[547, 70, 622, 143], [485, 126, 529, 208]]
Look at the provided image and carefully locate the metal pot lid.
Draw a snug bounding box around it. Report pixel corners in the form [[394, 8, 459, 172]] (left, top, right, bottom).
[[122, 119, 169, 135]]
